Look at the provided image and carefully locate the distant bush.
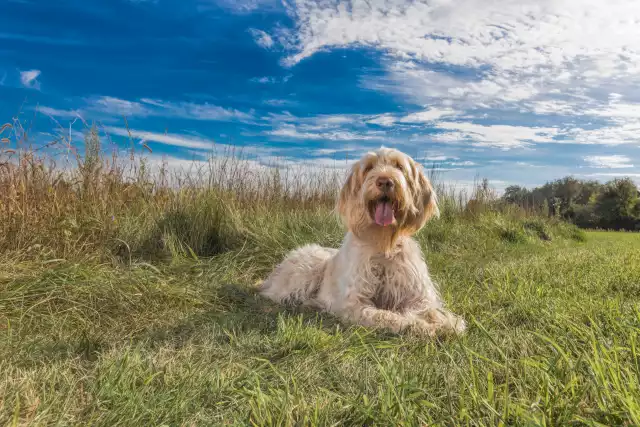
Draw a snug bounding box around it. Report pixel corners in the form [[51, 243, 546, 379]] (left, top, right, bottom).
[[501, 176, 640, 231]]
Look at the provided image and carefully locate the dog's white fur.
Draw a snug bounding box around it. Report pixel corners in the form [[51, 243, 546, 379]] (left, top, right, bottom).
[[259, 147, 465, 337]]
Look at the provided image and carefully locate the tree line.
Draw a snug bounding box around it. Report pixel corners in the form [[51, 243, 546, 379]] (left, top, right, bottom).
[[501, 177, 640, 230]]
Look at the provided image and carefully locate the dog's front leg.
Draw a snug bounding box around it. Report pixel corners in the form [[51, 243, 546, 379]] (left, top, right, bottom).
[[340, 303, 437, 336]]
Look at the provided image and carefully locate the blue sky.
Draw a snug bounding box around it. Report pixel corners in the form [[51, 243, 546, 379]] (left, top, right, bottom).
[[2, 0, 640, 190]]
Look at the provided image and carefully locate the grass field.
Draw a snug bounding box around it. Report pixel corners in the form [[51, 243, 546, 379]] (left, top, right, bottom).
[[0, 127, 639, 425], [2, 218, 639, 425]]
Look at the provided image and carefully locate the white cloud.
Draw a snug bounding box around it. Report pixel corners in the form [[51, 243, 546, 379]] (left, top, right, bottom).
[[582, 173, 640, 178], [433, 122, 558, 149], [266, 112, 365, 128], [528, 100, 584, 116], [266, 124, 381, 141], [277, 0, 640, 125], [269, 156, 356, 169], [579, 172, 640, 186], [420, 155, 458, 162], [263, 99, 297, 107], [251, 76, 278, 84], [20, 69, 41, 90], [563, 124, 640, 146], [92, 96, 150, 117], [249, 28, 274, 49], [399, 108, 459, 123], [283, 0, 640, 77], [585, 101, 640, 123], [215, 0, 277, 13], [363, 61, 541, 108], [367, 113, 396, 127], [104, 127, 218, 151], [37, 106, 83, 119], [360, 108, 459, 127], [310, 147, 365, 156], [89, 97, 253, 122], [449, 161, 476, 166], [104, 128, 283, 163], [140, 98, 253, 121], [583, 155, 634, 169]]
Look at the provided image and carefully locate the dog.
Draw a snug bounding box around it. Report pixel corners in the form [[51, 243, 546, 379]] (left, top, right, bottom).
[[259, 147, 466, 337]]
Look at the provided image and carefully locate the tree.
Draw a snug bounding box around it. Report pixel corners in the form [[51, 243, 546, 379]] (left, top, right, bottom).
[[503, 185, 529, 205], [595, 178, 640, 230], [500, 175, 640, 230]]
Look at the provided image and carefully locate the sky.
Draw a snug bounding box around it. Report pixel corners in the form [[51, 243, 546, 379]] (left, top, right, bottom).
[[2, 0, 640, 191]]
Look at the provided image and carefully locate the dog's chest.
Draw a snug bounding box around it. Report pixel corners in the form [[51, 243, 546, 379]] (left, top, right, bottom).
[[367, 256, 422, 312]]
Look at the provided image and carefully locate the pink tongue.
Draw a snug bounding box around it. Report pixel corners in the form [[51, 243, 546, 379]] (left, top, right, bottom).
[[374, 201, 395, 226]]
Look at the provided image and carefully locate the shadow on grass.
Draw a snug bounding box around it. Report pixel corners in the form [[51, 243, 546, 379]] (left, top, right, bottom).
[[2, 282, 340, 369], [138, 283, 343, 350]]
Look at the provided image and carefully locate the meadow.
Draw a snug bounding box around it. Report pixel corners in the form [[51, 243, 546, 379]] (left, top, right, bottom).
[[1, 123, 639, 426]]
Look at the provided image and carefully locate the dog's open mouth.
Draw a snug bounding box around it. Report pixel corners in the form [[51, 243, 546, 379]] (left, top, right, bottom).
[[371, 196, 397, 227]]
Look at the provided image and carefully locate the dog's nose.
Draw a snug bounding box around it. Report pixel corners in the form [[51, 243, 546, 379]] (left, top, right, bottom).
[[376, 177, 394, 191]]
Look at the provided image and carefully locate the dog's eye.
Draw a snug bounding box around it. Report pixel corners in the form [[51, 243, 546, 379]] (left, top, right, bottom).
[[363, 164, 373, 174], [396, 163, 404, 172]]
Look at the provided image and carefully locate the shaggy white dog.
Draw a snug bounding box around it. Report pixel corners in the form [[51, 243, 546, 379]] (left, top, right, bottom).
[[259, 147, 466, 337]]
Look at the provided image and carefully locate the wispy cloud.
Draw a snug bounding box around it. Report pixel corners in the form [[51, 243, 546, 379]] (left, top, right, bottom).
[[367, 114, 396, 127], [433, 122, 558, 149], [420, 155, 459, 162], [582, 173, 640, 178], [310, 147, 363, 156], [263, 99, 297, 107], [251, 76, 278, 84], [584, 155, 634, 169], [250, 75, 292, 84], [449, 161, 477, 167], [20, 69, 41, 90], [91, 96, 149, 117], [140, 98, 254, 121], [563, 124, 640, 146], [104, 127, 217, 151], [266, 124, 383, 141], [367, 108, 460, 127], [103, 127, 280, 159], [399, 108, 460, 124], [37, 106, 83, 119], [89, 97, 254, 122], [213, 0, 277, 14], [249, 28, 274, 49]]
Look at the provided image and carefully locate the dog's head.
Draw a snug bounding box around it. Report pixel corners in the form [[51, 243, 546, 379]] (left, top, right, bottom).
[[337, 147, 439, 243]]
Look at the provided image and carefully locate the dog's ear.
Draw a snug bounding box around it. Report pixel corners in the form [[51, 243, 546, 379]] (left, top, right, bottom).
[[417, 170, 440, 221], [403, 161, 439, 233], [336, 161, 361, 221]]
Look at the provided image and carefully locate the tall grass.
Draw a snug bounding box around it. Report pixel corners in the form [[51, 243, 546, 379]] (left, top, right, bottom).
[[1, 118, 579, 265]]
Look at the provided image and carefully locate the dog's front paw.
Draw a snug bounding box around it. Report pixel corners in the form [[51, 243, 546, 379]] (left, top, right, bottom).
[[451, 315, 466, 334], [406, 318, 438, 338], [420, 308, 466, 336]]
